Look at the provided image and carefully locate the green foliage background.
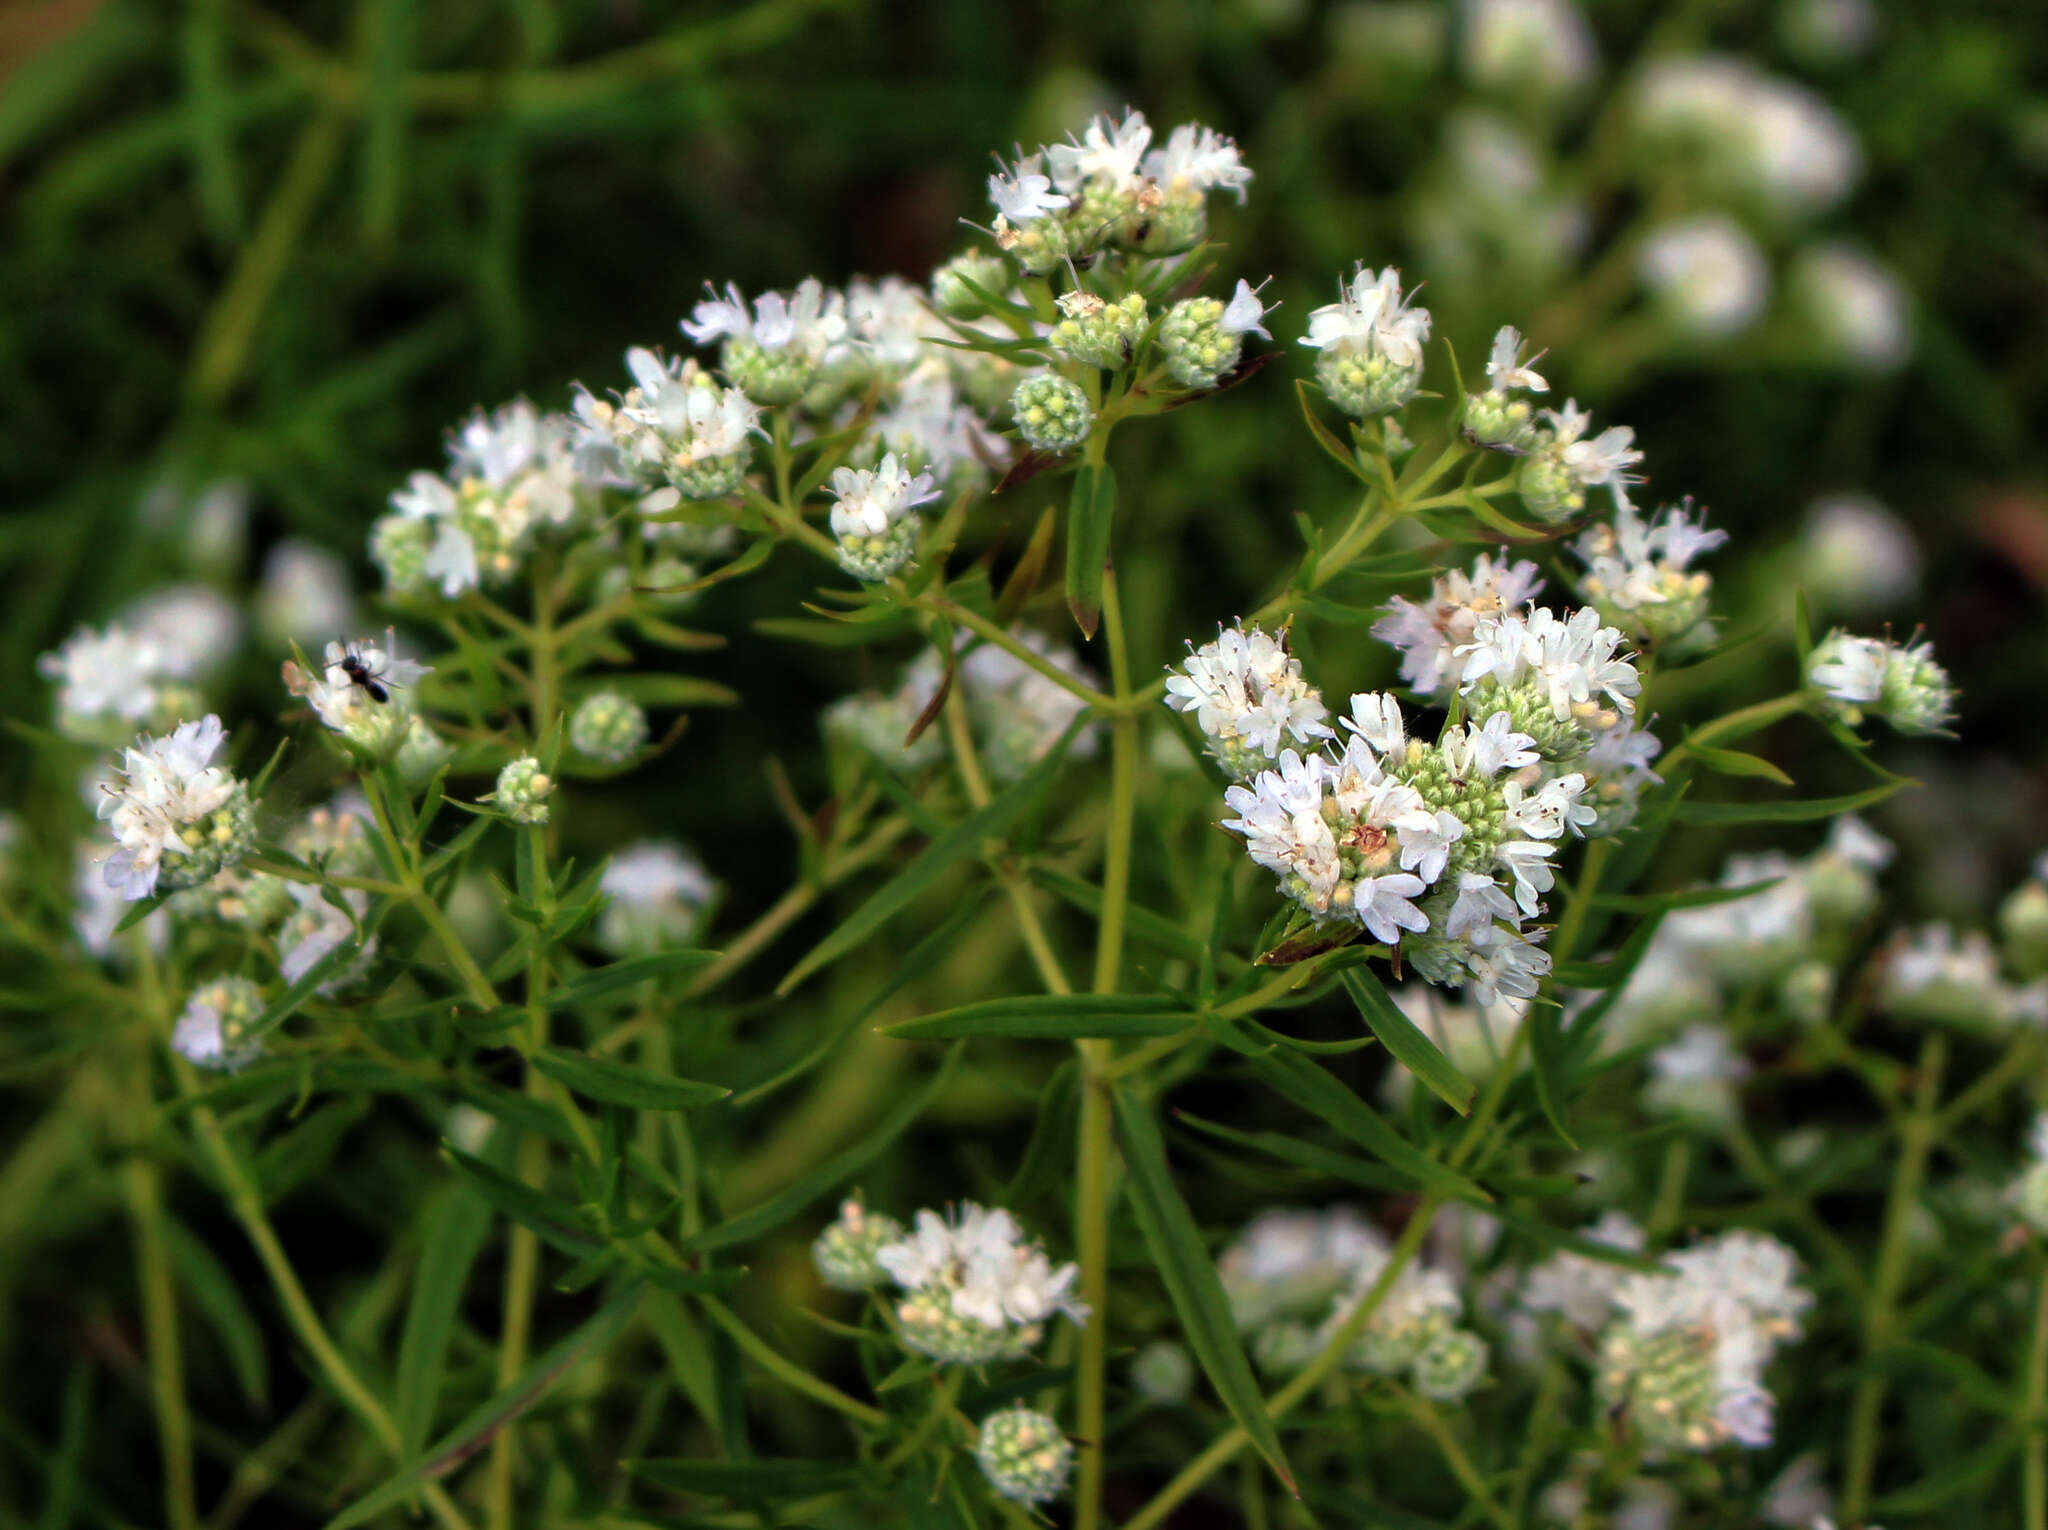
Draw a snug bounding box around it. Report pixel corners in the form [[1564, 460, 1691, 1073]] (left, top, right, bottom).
[[3, 0, 2048, 1525]]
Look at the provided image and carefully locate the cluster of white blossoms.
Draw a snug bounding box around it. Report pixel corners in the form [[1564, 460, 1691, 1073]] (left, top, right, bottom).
[[1574, 500, 1728, 649], [811, 1201, 1086, 1365], [282, 629, 433, 763], [1630, 54, 1860, 221], [827, 627, 1099, 785], [1597, 1231, 1813, 1454], [595, 840, 716, 957], [1217, 1206, 1488, 1403], [1179, 591, 1656, 1001], [375, 400, 595, 598], [38, 586, 243, 746], [1880, 921, 2048, 1034], [1301, 265, 1435, 417], [1806, 628, 1956, 736], [826, 451, 939, 582], [97, 715, 255, 901]]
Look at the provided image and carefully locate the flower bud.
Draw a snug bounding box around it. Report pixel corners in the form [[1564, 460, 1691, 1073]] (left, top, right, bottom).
[[974, 1407, 1073, 1506], [1252, 1320, 1321, 1376], [1878, 640, 1956, 736], [1051, 291, 1148, 370], [173, 976, 265, 1071], [492, 757, 553, 825], [1779, 959, 1835, 1026], [1412, 1328, 1489, 1403], [931, 250, 1013, 318], [370, 513, 435, 597], [1317, 348, 1423, 418], [1159, 296, 1238, 389], [396, 716, 455, 790], [1011, 373, 1093, 453], [2001, 877, 2048, 981], [1130, 1340, 1196, 1405], [570, 691, 649, 765], [1516, 447, 1585, 523], [1463, 390, 1540, 453], [810, 1199, 905, 1291]]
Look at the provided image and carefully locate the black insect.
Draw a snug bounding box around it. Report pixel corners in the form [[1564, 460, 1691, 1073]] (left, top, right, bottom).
[[337, 644, 392, 704]]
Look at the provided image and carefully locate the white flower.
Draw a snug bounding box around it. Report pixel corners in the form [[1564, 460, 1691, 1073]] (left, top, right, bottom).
[[40, 623, 176, 733], [1220, 278, 1274, 339], [286, 630, 431, 738], [1806, 630, 1890, 708], [827, 452, 940, 541], [1352, 872, 1433, 944], [277, 879, 373, 988], [1458, 605, 1641, 723], [98, 715, 242, 899], [1493, 836, 1558, 915], [1342, 691, 1408, 757], [1791, 243, 1910, 371], [959, 628, 1101, 781], [125, 585, 242, 680], [1440, 711, 1540, 779], [876, 1203, 1089, 1330], [1445, 870, 1521, 943], [1462, 0, 1598, 96], [1551, 408, 1646, 512], [1300, 265, 1433, 368], [1221, 1206, 1385, 1329], [1463, 927, 1551, 1003], [1142, 122, 1252, 202], [1797, 494, 1920, 615], [1400, 811, 1466, 884], [73, 840, 166, 956], [1522, 1211, 1646, 1331], [1223, 751, 1341, 912], [681, 278, 847, 361], [259, 539, 358, 646], [988, 151, 1070, 223], [448, 400, 584, 526], [1374, 553, 1545, 695], [598, 840, 716, 955], [1639, 215, 1770, 338], [1166, 624, 1332, 773], [847, 275, 939, 372], [1047, 109, 1153, 192], [1484, 325, 1548, 392], [1633, 56, 1860, 219], [1504, 773, 1591, 840]]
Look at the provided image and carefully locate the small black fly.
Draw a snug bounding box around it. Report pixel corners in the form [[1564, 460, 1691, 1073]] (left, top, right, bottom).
[[337, 644, 392, 704]]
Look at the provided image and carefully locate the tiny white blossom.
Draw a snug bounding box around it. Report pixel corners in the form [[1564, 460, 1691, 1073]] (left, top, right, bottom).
[[1220, 278, 1274, 339], [1047, 109, 1153, 192], [1301, 265, 1433, 368], [1142, 122, 1252, 202], [827, 453, 940, 540], [1485, 325, 1548, 392], [988, 151, 1070, 223]]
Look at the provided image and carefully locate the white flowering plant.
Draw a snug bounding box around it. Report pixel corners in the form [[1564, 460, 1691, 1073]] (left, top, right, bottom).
[[4, 18, 2047, 1530]]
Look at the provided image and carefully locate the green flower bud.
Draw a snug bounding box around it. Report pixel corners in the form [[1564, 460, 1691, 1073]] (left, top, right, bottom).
[[173, 976, 265, 1071], [720, 337, 814, 406], [932, 250, 1014, 318], [1413, 1328, 1489, 1403], [1130, 1340, 1197, 1405], [1159, 296, 1244, 390], [810, 1199, 905, 1292], [570, 691, 649, 765], [492, 757, 553, 825], [370, 514, 434, 596], [835, 515, 920, 583], [1011, 373, 1093, 453], [1517, 447, 1585, 523], [1317, 348, 1423, 418], [974, 1407, 1073, 1506], [1463, 390, 1541, 453], [1051, 291, 1148, 371], [396, 716, 456, 791], [155, 782, 257, 893]]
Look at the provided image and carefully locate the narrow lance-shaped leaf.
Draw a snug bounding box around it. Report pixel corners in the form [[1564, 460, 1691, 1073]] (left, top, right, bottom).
[[1066, 460, 1115, 638], [1113, 1090, 1297, 1495], [531, 1046, 730, 1110], [885, 993, 1197, 1041], [324, 1284, 644, 1529], [1243, 1047, 1488, 1201], [394, 1179, 495, 1458], [1339, 969, 1474, 1115], [779, 720, 1082, 994]]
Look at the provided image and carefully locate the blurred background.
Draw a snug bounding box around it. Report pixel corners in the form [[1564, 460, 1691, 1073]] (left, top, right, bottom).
[[3, 0, 2048, 1518]]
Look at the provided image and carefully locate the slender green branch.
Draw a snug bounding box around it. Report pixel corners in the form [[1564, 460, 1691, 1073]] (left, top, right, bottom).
[[931, 598, 1118, 711], [124, 1124, 198, 1530], [1405, 1392, 1512, 1530], [1841, 1031, 1946, 1524], [698, 1296, 887, 1427], [2027, 1262, 2048, 1530]]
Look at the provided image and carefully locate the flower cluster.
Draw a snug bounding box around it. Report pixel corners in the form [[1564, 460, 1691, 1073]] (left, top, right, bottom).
[[1186, 602, 1647, 1003], [96, 715, 255, 901], [1807, 628, 1956, 735], [813, 1201, 1088, 1365], [1218, 1206, 1490, 1403], [283, 629, 433, 762]]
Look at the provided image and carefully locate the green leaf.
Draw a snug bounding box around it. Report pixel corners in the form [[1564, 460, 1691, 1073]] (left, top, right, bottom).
[[1672, 779, 1907, 826], [112, 888, 171, 935], [442, 1144, 602, 1256], [165, 1213, 268, 1408], [626, 1459, 859, 1497], [545, 949, 721, 1011], [532, 1046, 730, 1111], [677, 1044, 962, 1254], [885, 993, 1196, 1041], [325, 1284, 643, 1529], [596, 672, 740, 708], [394, 1180, 494, 1457], [1242, 1049, 1487, 1201], [1029, 867, 1212, 967], [779, 723, 1080, 994], [1113, 1090, 1296, 1495], [1065, 461, 1115, 638], [1176, 1112, 1410, 1193], [1339, 970, 1474, 1115], [1590, 878, 1783, 913], [1870, 1433, 2019, 1516], [1296, 379, 1365, 481], [1684, 742, 1795, 786]]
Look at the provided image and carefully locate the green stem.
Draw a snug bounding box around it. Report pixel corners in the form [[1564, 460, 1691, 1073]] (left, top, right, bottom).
[[2027, 1263, 2048, 1530], [933, 599, 1118, 711], [125, 1131, 197, 1530], [1841, 1031, 1945, 1525], [182, 1089, 475, 1530], [1074, 567, 1138, 1530], [1121, 1196, 1445, 1530], [1406, 1393, 1512, 1530], [698, 1296, 887, 1427], [1660, 691, 1811, 769]]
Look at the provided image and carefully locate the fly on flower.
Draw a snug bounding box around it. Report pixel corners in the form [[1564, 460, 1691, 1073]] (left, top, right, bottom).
[[336, 641, 394, 704]]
